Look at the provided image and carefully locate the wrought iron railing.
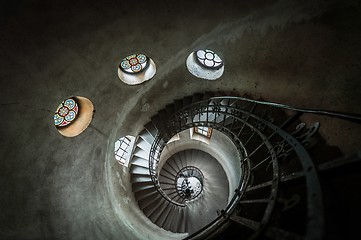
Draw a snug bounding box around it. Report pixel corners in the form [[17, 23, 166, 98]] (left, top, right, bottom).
[[175, 166, 204, 201], [147, 96, 361, 239]]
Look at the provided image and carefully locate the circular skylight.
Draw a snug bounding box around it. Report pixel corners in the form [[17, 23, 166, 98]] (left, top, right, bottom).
[[118, 53, 156, 85], [195, 50, 223, 69], [54, 98, 79, 127], [186, 49, 224, 80], [120, 54, 149, 74], [54, 96, 94, 137]]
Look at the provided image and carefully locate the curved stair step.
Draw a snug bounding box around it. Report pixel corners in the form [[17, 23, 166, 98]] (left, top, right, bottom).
[[160, 164, 177, 176], [159, 174, 176, 184], [149, 200, 169, 223], [131, 175, 152, 184], [144, 121, 158, 138], [138, 192, 161, 209], [131, 156, 149, 168], [130, 165, 149, 175], [133, 147, 148, 159], [143, 197, 166, 217], [139, 129, 155, 145], [134, 187, 159, 201], [169, 208, 182, 233], [156, 203, 174, 227], [151, 115, 166, 137], [132, 182, 155, 193], [171, 153, 185, 171], [163, 205, 178, 231], [159, 167, 176, 178], [136, 139, 151, 152]]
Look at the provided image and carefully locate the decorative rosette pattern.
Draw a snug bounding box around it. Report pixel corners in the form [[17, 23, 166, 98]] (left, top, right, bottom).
[[195, 49, 223, 69], [120, 54, 149, 74], [54, 98, 79, 127]]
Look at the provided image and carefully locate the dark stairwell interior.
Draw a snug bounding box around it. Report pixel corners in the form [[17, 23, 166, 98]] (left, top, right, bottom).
[[0, 1, 361, 239]]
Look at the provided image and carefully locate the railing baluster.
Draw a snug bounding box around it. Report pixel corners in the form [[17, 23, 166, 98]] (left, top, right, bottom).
[[147, 96, 325, 238]]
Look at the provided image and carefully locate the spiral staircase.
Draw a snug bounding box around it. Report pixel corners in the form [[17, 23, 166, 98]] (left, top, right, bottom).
[[127, 92, 361, 240]]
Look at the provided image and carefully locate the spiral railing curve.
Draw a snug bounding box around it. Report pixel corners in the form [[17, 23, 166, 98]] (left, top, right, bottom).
[[148, 96, 324, 239]]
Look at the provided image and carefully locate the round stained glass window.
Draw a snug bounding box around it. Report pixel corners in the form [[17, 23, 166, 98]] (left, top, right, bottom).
[[54, 97, 79, 128], [186, 49, 224, 80], [195, 49, 223, 69], [120, 54, 149, 74]]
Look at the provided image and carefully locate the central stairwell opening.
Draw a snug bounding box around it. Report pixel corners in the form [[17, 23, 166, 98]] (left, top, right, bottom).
[[108, 92, 361, 240], [127, 92, 322, 238], [130, 126, 239, 233]]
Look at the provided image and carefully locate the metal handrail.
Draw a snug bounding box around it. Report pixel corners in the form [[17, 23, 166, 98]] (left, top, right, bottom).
[[147, 96, 324, 239], [148, 99, 249, 207]]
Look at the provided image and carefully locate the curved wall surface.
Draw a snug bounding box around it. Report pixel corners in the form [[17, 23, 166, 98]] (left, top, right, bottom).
[[0, 1, 361, 239]]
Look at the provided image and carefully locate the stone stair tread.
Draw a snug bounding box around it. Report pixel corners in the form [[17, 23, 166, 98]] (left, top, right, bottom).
[[139, 129, 155, 145], [130, 165, 150, 175], [132, 183, 155, 193], [138, 192, 162, 209], [145, 121, 158, 138], [131, 175, 152, 184], [133, 146, 148, 159], [134, 187, 158, 201], [136, 139, 151, 152], [131, 156, 149, 168]]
